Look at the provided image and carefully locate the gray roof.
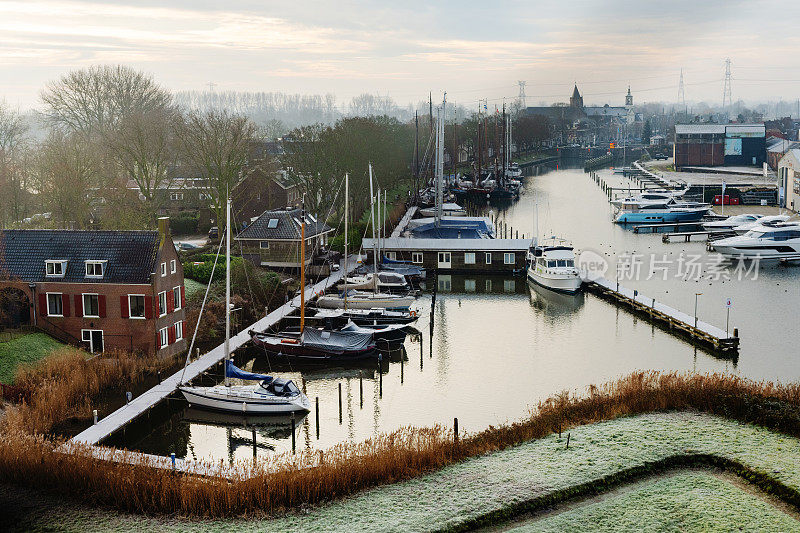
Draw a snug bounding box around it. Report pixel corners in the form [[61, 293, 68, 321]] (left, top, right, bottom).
[[0, 229, 160, 284], [675, 124, 726, 135], [236, 208, 332, 241], [363, 237, 532, 251], [584, 106, 628, 117]]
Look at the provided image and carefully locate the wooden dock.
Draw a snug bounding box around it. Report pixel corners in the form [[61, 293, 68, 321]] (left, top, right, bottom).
[[69, 256, 359, 447], [631, 222, 704, 234], [583, 275, 739, 354], [662, 230, 736, 243]]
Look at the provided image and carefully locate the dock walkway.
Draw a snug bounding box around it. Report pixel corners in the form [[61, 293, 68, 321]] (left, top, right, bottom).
[[391, 206, 417, 237], [70, 256, 358, 447], [583, 274, 739, 353]]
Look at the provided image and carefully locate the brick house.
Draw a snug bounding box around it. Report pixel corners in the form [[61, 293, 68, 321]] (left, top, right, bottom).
[[235, 207, 333, 270], [0, 218, 187, 357], [233, 169, 301, 224]]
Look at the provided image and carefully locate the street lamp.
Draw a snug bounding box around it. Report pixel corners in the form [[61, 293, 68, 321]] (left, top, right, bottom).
[[694, 293, 703, 328]]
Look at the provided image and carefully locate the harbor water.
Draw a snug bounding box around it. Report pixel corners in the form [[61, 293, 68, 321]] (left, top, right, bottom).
[[123, 166, 800, 463]]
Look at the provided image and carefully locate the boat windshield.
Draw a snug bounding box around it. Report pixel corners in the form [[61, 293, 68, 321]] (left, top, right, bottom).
[[260, 378, 300, 396], [745, 230, 766, 239]]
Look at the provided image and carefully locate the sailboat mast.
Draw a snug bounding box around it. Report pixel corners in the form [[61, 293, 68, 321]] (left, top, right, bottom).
[[369, 164, 377, 293], [477, 101, 482, 185], [300, 196, 306, 333], [224, 195, 231, 387], [435, 95, 445, 226], [344, 173, 349, 311]]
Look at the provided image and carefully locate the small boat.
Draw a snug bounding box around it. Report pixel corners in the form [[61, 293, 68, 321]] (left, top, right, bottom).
[[317, 289, 416, 311], [336, 271, 412, 294], [340, 320, 408, 345], [702, 213, 764, 230], [710, 221, 800, 260], [732, 214, 791, 235], [180, 361, 311, 414], [419, 202, 467, 217], [249, 326, 378, 363], [178, 197, 311, 415], [311, 307, 419, 326], [526, 240, 582, 294]]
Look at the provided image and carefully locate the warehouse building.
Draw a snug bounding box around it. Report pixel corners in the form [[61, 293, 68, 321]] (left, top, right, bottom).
[[674, 124, 766, 169]]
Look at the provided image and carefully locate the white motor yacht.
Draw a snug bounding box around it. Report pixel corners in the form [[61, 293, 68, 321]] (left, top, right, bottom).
[[610, 189, 688, 209], [526, 241, 582, 294], [702, 213, 763, 230], [710, 222, 800, 260], [732, 214, 791, 235]]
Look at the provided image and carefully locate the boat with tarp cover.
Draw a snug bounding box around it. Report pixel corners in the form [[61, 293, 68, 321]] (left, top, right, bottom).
[[249, 326, 378, 363]]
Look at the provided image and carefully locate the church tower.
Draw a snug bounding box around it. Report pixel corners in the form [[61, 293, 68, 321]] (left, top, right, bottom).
[[625, 86, 633, 107], [570, 84, 583, 108]]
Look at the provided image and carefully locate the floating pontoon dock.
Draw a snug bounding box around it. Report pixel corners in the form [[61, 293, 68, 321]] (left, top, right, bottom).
[[583, 275, 739, 354], [661, 230, 737, 243]]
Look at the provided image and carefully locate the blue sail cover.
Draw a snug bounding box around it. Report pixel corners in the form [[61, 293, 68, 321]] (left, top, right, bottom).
[[225, 360, 273, 382]]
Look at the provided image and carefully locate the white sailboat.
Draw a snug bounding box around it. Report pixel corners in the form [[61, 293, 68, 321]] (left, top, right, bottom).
[[179, 197, 311, 414]]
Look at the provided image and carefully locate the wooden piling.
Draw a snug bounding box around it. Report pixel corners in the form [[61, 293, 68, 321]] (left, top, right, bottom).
[[315, 396, 319, 439], [291, 412, 296, 453], [338, 383, 342, 424]]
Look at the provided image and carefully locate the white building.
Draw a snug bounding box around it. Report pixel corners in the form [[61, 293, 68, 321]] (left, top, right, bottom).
[[778, 149, 800, 211]]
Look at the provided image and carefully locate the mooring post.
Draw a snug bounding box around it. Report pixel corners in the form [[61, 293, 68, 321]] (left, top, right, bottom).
[[566, 433, 571, 449], [359, 371, 363, 408], [454, 417, 459, 444], [338, 382, 342, 424], [378, 353, 383, 397], [291, 411, 296, 453], [125, 391, 131, 405], [170, 452, 176, 471], [400, 353, 404, 384], [252, 429, 257, 459], [93, 409, 98, 425], [315, 396, 320, 439]]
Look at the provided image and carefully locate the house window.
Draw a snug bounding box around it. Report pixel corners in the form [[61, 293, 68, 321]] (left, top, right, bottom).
[[170, 259, 176, 274], [45, 260, 66, 277], [464, 252, 476, 265], [85, 261, 105, 278], [464, 279, 476, 292], [81, 330, 104, 353], [173, 287, 182, 311], [47, 293, 63, 316], [129, 295, 145, 319], [386, 252, 397, 260], [170, 192, 184, 201], [199, 192, 211, 201], [82, 294, 100, 318], [175, 321, 184, 341], [485, 253, 492, 264], [504, 280, 516, 292], [260, 241, 270, 249], [161, 262, 167, 277], [158, 291, 167, 317], [411, 252, 423, 264], [159, 326, 169, 348], [504, 253, 515, 265]]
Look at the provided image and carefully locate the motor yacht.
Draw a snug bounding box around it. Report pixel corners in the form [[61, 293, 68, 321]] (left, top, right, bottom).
[[610, 189, 688, 209], [614, 201, 710, 224], [710, 222, 800, 260], [732, 214, 791, 235], [702, 213, 763, 230], [526, 240, 582, 294]]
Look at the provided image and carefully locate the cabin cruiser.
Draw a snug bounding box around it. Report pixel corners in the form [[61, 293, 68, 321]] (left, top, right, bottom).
[[526, 240, 582, 294], [732, 214, 791, 235], [702, 213, 764, 230], [181, 361, 311, 413], [611, 190, 691, 209], [316, 289, 416, 311], [614, 202, 710, 224], [336, 271, 412, 294], [710, 222, 800, 260], [310, 307, 419, 326]]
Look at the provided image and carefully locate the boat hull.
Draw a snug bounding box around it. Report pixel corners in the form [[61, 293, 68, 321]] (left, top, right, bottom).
[[615, 209, 706, 224], [317, 295, 416, 311], [250, 333, 378, 364], [527, 268, 583, 294], [179, 387, 310, 414]]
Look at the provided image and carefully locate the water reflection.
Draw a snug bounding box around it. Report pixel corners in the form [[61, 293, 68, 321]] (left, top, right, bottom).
[[527, 280, 586, 319]]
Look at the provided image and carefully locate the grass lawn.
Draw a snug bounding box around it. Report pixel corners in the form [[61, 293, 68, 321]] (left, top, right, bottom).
[[183, 279, 207, 300], [0, 332, 65, 384]]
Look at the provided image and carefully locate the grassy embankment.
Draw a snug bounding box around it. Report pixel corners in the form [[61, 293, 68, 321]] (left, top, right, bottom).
[[0, 332, 65, 384]]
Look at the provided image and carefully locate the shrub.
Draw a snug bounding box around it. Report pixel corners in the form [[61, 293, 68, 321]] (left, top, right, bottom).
[[170, 213, 199, 235]]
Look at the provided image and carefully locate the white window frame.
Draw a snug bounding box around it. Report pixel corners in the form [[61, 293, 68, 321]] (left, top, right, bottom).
[[485, 253, 492, 265], [173, 286, 182, 311], [170, 192, 184, 201], [159, 326, 169, 349], [128, 294, 146, 319], [46, 292, 63, 317], [411, 252, 423, 264], [464, 252, 476, 265], [158, 291, 167, 317], [161, 262, 167, 277], [504, 252, 515, 265], [84, 260, 105, 278], [175, 321, 183, 341], [81, 329, 104, 353], [170, 259, 176, 274], [45, 260, 67, 278], [386, 251, 397, 260], [82, 293, 100, 318], [260, 241, 270, 249]]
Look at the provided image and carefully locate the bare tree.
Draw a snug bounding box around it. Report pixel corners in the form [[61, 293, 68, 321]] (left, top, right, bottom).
[[178, 109, 255, 227], [40, 65, 173, 136], [110, 107, 180, 220], [0, 101, 31, 226]]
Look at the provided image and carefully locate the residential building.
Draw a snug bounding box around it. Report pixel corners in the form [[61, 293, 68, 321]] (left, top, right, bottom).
[[235, 207, 333, 270], [778, 149, 800, 211], [0, 218, 187, 356], [233, 169, 301, 224]]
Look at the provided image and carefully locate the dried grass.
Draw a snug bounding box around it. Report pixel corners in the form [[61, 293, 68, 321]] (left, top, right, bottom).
[[2, 365, 800, 517]]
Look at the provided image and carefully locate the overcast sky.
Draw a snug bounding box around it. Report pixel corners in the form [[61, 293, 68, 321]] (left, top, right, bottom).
[[1, 0, 799, 110]]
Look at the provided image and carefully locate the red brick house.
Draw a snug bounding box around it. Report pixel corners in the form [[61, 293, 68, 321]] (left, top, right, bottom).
[[0, 218, 187, 357]]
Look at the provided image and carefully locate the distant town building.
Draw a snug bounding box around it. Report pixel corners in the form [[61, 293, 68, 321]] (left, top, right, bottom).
[[778, 149, 800, 211], [673, 124, 766, 169], [233, 169, 301, 224], [766, 136, 800, 170], [0, 218, 186, 356]]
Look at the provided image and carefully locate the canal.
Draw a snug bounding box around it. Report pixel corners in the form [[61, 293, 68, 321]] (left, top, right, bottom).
[[121, 166, 800, 463]]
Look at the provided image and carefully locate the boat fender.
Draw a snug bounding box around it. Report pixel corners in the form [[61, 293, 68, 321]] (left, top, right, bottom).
[[410, 310, 417, 317], [281, 338, 300, 344]]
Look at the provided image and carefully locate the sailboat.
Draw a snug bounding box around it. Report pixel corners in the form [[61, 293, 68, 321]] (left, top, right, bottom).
[[179, 198, 310, 414], [316, 168, 417, 311]]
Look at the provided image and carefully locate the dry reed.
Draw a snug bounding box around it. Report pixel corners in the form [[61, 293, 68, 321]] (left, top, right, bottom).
[[3, 366, 800, 517]]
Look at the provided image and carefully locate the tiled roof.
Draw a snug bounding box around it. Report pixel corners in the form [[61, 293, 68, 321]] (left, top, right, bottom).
[[236, 208, 332, 241], [0, 230, 160, 284]]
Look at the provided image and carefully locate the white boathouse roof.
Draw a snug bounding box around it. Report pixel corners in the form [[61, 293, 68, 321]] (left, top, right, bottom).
[[363, 237, 532, 251]]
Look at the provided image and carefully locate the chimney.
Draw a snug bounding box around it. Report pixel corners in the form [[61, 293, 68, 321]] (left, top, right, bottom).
[[158, 217, 170, 247]]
